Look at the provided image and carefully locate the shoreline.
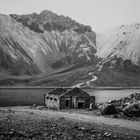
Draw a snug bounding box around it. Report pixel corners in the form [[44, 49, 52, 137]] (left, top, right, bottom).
[[0, 86, 140, 90]]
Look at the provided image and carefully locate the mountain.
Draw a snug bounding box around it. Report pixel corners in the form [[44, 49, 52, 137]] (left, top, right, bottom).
[[0, 12, 97, 86], [0, 10, 140, 87], [94, 23, 140, 86]]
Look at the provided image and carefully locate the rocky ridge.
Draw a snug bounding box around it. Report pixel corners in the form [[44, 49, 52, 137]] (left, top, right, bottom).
[[10, 10, 92, 34]]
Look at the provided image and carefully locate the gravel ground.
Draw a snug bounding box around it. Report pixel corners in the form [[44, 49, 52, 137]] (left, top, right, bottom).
[[0, 107, 140, 140]]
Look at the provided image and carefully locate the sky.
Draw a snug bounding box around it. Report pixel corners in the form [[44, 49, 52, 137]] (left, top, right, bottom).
[[0, 0, 140, 32]]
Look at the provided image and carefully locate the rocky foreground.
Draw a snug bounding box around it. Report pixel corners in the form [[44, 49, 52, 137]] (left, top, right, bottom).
[[0, 106, 140, 140], [0, 93, 140, 140], [98, 93, 140, 120]]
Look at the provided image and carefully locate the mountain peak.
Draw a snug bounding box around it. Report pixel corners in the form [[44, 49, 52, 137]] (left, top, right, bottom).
[[10, 10, 92, 34], [40, 10, 56, 16]]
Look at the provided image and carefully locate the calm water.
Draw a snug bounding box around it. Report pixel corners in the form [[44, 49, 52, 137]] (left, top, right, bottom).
[[89, 89, 140, 103], [0, 88, 140, 106]]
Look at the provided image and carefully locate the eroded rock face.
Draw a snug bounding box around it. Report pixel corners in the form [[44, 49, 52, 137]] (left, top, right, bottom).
[[0, 14, 97, 77], [123, 101, 140, 117], [96, 23, 140, 72], [0, 14, 42, 75], [93, 23, 140, 87], [10, 10, 92, 34], [102, 58, 140, 74]]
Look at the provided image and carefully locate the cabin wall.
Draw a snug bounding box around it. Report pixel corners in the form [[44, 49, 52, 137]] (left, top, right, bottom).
[[44, 94, 60, 110], [60, 96, 71, 109], [90, 96, 96, 105], [60, 90, 90, 109]]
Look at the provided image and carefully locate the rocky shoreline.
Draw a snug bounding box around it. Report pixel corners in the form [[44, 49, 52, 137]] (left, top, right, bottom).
[[97, 93, 140, 120]]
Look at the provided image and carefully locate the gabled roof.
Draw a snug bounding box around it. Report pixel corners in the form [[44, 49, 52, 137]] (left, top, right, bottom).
[[47, 88, 68, 96], [62, 87, 89, 96], [46, 87, 89, 96]]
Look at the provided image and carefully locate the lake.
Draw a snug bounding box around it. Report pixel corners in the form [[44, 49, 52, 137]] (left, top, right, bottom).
[[88, 88, 140, 103], [0, 87, 140, 106]]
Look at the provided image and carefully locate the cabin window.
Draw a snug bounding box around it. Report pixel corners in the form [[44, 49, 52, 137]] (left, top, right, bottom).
[[54, 98, 58, 102], [46, 96, 49, 100], [50, 97, 53, 100], [74, 88, 78, 92]]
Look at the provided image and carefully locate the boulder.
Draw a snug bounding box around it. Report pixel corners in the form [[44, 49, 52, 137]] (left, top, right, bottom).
[[99, 93, 140, 117], [101, 104, 118, 115], [122, 101, 140, 117]]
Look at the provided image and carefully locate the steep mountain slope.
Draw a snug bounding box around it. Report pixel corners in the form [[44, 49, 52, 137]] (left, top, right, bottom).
[[97, 23, 140, 66], [0, 13, 97, 86], [0, 14, 43, 75], [94, 23, 140, 87]]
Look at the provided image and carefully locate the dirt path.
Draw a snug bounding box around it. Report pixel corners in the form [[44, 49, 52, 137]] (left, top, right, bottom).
[[8, 107, 140, 131]]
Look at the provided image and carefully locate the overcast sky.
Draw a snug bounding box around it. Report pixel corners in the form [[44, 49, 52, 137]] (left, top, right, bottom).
[[0, 0, 140, 31]]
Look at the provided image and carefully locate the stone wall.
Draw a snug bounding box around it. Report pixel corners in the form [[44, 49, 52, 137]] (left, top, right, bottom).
[[44, 94, 60, 110]]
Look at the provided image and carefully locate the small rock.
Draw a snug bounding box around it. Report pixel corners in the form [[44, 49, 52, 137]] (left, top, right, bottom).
[[91, 129, 96, 134], [37, 106, 44, 110], [104, 132, 111, 137], [79, 127, 85, 131], [97, 134, 101, 137]]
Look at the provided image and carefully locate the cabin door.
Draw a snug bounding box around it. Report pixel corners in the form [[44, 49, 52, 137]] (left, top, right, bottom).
[[65, 98, 71, 108], [78, 102, 84, 109]]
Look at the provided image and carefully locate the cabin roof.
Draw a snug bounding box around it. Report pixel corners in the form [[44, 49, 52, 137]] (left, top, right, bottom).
[[63, 87, 89, 96], [47, 88, 68, 96], [46, 87, 89, 96]]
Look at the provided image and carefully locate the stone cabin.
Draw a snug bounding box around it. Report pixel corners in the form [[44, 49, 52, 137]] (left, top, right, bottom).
[[44, 87, 95, 110]]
